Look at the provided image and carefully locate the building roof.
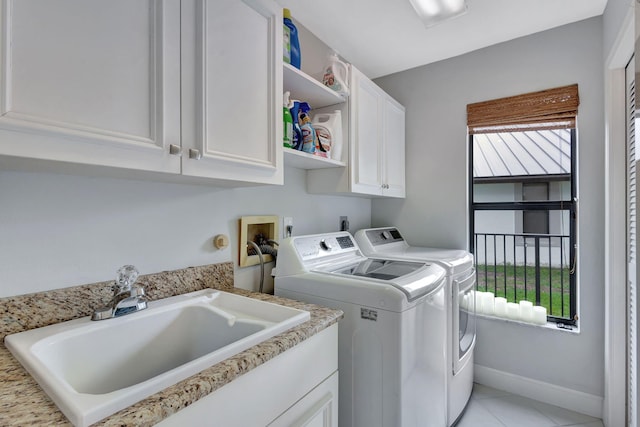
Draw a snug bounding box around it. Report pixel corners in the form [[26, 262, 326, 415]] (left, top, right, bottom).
[[473, 129, 571, 181]]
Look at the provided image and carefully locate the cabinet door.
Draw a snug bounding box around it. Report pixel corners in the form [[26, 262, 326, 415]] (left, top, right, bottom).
[[382, 96, 406, 198], [181, 0, 283, 185], [350, 67, 383, 195], [0, 0, 181, 173], [268, 371, 339, 427]]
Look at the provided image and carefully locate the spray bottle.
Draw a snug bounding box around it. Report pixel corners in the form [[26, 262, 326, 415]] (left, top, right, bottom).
[[283, 92, 294, 148], [290, 99, 303, 150]]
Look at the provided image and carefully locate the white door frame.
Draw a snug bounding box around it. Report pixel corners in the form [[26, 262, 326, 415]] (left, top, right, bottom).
[[604, 5, 634, 426]]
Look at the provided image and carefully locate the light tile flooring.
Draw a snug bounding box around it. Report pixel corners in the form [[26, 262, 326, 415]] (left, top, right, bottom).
[[456, 384, 604, 427]]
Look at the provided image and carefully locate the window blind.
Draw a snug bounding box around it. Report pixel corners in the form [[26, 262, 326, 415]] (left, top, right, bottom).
[[467, 84, 579, 134]]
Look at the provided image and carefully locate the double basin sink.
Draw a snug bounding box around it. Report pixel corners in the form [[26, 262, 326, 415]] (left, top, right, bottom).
[[4, 289, 310, 426]]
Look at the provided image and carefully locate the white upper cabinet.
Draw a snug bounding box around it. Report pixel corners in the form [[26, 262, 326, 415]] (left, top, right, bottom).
[[0, 0, 282, 186], [350, 69, 384, 195], [180, 0, 283, 185], [308, 65, 406, 198], [0, 0, 181, 173], [350, 66, 405, 197], [382, 95, 406, 198]]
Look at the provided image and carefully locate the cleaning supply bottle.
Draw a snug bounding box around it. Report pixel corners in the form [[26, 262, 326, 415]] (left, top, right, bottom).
[[300, 113, 316, 153], [313, 125, 329, 158], [298, 102, 312, 121], [312, 110, 343, 161], [283, 23, 291, 64], [298, 102, 315, 151], [283, 9, 301, 69], [283, 92, 294, 148], [289, 99, 303, 150], [322, 52, 349, 96]]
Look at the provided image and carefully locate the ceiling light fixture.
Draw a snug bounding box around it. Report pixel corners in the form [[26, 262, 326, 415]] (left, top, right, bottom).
[[409, 0, 468, 28]]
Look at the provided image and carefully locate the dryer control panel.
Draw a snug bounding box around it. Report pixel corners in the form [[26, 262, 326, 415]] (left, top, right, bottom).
[[365, 228, 404, 246]]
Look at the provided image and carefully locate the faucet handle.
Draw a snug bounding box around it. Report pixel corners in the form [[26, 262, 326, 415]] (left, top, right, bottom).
[[115, 265, 139, 293]]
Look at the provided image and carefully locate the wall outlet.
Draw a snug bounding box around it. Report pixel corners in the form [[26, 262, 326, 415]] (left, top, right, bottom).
[[283, 217, 293, 238], [340, 216, 349, 231]]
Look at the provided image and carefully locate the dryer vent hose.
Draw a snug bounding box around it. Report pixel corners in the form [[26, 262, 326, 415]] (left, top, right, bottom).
[[247, 239, 278, 293]]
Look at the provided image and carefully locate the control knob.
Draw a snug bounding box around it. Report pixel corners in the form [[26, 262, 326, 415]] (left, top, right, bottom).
[[320, 239, 332, 251]]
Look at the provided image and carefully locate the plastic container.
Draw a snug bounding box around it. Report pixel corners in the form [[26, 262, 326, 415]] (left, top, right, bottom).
[[312, 110, 343, 161], [283, 92, 294, 148], [298, 102, 313, 148], [283, 24, 291, 64], [299, 113, 316, 153], [289, 99, 303, 150], [283, 9, 301, 69], [322, 53, 349, 96]]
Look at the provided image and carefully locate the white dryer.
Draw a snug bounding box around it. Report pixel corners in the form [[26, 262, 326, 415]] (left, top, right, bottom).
[[354, 227, 476, 426], [275, 231, 447, 427]]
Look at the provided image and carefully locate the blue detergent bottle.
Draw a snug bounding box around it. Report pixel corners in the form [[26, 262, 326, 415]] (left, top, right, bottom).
[[290, 100, 303, 150], [283, 9, 301, 69]]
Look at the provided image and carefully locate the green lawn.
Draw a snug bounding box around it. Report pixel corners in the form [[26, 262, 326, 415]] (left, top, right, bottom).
[[475, 263, 572, 319]]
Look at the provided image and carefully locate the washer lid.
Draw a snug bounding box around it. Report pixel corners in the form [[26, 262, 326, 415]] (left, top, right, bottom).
[[317, 258, 445, 301], [332, 258, 424, 280]]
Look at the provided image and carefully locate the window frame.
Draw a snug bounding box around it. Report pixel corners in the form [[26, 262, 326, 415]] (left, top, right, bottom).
[[469, 129, 577, 325]]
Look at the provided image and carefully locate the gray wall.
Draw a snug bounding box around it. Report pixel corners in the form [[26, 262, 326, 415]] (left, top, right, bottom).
[[602, 0, 633, 59], [373, 18, 605, 397], [0, 17, 372, 298], [0, 167, 371, 297]]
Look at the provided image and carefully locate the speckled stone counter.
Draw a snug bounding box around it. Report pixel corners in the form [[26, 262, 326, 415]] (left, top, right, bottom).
[[0, 263, 343, 426]]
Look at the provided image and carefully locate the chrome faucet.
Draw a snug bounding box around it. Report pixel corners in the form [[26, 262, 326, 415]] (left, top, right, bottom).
[[92, 265, 148, 321]]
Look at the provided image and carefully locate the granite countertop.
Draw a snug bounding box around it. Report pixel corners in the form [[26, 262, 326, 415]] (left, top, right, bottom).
[[0, 263, 343, 426]]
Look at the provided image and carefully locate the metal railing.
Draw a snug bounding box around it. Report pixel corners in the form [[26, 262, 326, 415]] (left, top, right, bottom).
[[474, 232, 575, 322]]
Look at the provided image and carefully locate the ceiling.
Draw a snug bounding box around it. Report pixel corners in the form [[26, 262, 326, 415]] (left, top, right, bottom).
[[275, 0, 609, 79]]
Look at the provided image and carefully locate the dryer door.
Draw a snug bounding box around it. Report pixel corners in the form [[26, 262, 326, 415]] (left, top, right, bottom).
[[453, 269, 476, 374]]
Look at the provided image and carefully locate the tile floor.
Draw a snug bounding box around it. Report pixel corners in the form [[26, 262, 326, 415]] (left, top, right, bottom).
[[456, 384, 604, 427]]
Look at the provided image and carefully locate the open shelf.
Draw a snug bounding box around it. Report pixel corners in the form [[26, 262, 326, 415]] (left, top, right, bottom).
[[283, 63, 346, 109], [284, 149, 346, 170]]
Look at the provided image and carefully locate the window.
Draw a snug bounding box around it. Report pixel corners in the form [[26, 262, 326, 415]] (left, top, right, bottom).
[[522, 183, 549, 234], [467, 85, 578, 324]]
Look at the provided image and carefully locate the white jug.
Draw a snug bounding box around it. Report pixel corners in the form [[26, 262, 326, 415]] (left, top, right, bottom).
[[312, 110, 343, 162], [322, 53, 349, 97]]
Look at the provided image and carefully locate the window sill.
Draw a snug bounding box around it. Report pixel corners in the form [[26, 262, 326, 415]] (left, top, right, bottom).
[[476, 312, 580, 334]]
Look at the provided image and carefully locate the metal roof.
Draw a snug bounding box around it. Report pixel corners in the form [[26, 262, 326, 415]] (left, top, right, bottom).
[[473, 129, 571, 180]]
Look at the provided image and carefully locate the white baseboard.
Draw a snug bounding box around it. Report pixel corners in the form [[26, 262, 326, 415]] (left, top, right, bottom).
[[474, 364, 603, 419]]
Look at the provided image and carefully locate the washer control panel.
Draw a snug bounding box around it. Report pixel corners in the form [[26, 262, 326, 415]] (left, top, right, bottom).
[[365, 228, 404, 246], [294, 233, 358, 261]]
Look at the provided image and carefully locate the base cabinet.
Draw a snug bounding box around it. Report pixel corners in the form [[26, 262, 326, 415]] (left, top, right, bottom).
[[307, 65, 406, 198], [268, 371, 338, 427], [157, 325, 338, 427]]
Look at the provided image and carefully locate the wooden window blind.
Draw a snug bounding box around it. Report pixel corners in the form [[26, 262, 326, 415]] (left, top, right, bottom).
[[467, 84, 579, 134]]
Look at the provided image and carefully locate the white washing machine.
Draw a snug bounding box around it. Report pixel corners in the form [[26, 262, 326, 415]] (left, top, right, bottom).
[[354, 227, 476, 426], [274, 231, 447, 427]]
